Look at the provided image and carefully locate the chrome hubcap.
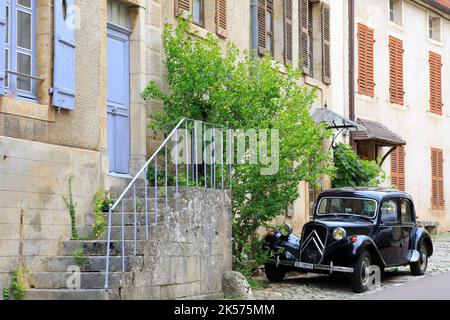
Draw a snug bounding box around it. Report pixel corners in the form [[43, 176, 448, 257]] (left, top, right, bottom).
[[419, 244, 428, 272], [361, 257, 371, 286]]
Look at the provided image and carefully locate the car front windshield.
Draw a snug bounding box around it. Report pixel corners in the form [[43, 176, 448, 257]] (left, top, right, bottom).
[[317, 197, 377, 219]]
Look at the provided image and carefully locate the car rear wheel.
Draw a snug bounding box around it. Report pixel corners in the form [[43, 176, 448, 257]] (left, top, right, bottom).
[[265, 263, 287, 282], [350, 250, 372, 293], [410, 242, 428, 276]]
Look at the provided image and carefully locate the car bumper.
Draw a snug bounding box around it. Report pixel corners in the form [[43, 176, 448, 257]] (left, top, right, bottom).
[[266, 258, 354, 274]]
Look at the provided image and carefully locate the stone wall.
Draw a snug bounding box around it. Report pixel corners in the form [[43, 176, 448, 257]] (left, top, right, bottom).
[[120, 189, 232, 300], [0, 136, 101, 288]]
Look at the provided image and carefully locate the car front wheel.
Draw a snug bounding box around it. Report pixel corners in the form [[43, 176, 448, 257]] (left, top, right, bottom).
[[410, 242, 428, 276], [350, 250, 372, 293], [265, 263, 287, 282]]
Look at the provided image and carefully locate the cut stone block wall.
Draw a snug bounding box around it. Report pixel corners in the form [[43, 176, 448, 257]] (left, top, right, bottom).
[[0, 136, 101, 288], [120, 189, 232, 300]]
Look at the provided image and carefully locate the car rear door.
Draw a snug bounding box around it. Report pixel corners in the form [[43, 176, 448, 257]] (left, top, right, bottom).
[[399, 198, 415, 263], [376, 198, 402, 266]]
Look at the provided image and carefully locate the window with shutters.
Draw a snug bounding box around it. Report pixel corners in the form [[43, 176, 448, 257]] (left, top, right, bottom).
[[284, 0, 293, 65], [389, 36, 404, 105], [257, 0, 273, 57], [389, 0, 403, 25], [391, 145, 405, 191], [299, 0, 313, 75], [428, 14, 442, 42], [215, 0, 227, 38], [266, 0, 274, 57], [431, 148, 445, 210], [357, 23, 375, 97], [3, 0, 37, 100], [321, 3, 331, 84], [175, 0, 191, 18], [429, 51, 443, 115]]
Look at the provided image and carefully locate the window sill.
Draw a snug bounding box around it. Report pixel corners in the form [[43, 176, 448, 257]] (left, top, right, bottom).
[[388, 20, 404, 31], [428, 38, 443, 47], [356, 93, 377, 103], [388, 100, 408, 111], [0, 95, 55, 122], [427, 110, 444, 119]]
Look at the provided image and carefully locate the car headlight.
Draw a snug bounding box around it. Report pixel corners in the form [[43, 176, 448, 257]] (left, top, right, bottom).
[[332, 227, 347, 241]]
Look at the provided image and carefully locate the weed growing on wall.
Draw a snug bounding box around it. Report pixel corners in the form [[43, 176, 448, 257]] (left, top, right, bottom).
[[63, 176, 79, 240], [10, 268, 28, 300]]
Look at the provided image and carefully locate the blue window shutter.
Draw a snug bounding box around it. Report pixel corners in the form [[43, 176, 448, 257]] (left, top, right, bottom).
[[53, 0, 76, 110], [0, 1, 6, 95]]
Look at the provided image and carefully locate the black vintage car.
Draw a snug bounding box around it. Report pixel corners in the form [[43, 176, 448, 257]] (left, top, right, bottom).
[[264, 187, 433, 293]]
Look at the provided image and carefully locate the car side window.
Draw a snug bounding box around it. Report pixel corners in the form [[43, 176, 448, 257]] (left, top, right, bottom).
[[381, 200, 399, 224], [401, 199, 413, 223]]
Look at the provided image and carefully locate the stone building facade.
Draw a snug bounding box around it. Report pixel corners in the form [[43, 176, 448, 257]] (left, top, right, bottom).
[[332, 0, 450, 232]]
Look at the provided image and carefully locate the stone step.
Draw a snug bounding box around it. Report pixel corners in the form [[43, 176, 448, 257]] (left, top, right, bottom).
[[29, 272, 133, 290], [103, 211, 169, 226], [116, 198, 179, 212], [79, 226, 157, 241], [23, 289, 120, 300], [44, 256, 144, 273], [110, 186, 191, 199], [62, 240, 147, 256]]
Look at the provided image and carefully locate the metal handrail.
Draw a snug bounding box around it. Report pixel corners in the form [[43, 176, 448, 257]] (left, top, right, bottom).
[[104, 118, 232, 289]]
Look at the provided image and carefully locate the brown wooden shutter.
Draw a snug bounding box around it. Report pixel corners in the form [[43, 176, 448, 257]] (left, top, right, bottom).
[[321, 3, 331, 84], [258, 0, 266, 56], [357, 23, 375, 97], [431, 148, 444, 210], [216, 0, 227, 38], [299, 0, 309, 72], [391, 146, 399, 189], [175, 0, 191, 17], [391, 146, 405, 191], [284, 0, 293, 65], [438, 149, 445, 208], [389, 36, 404, 105], [429, 52, 443, 115]]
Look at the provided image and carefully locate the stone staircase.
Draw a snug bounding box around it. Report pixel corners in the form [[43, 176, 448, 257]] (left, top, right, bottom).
[[23, 186, 186, 300]]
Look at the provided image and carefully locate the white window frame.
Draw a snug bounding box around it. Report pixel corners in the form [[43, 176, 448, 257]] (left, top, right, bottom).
[[4, 0, 37, 101], [428, 13, 443, 44]]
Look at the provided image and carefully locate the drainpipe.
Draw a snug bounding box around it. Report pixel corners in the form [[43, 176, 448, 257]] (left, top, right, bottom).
[[348, 0, 356, 149], [250, 0, 258, 59]]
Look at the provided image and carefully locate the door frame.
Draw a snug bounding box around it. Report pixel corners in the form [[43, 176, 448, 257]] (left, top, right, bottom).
[[107, 23, 131, 174]]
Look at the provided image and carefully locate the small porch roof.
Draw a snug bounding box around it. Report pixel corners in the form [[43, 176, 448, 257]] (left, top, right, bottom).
[[310, 108, 361, 130], [353, 118, 406, 146]]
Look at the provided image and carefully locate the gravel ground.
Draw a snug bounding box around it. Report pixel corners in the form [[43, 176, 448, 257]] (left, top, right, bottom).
[[253, 233, 450, 300]]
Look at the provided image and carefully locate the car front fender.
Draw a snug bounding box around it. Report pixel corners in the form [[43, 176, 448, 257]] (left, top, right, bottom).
[[350, 235, 388, 267], [413, 228, 433, 257]]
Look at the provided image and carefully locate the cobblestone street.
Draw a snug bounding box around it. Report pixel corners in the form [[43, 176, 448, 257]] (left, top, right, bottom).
[[253, 233, 450, 300]]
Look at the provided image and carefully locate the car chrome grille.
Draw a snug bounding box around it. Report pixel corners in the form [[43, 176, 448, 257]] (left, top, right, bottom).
[[300, 224, 328, 264]]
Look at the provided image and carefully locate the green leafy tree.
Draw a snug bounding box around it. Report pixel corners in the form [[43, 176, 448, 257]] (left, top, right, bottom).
[[142, 19, 332, 270], [332, 143, 386, 188]]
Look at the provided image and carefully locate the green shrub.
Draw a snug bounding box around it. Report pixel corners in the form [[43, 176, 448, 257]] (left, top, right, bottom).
[[142, 19, 332, 270], [332, 143, 386, 188]]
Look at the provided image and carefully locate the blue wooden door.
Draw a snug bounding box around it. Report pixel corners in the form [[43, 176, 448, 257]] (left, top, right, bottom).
[[107, 27, 130, 174]]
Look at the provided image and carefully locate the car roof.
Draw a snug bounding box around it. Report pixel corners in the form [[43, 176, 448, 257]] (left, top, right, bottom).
[[318, 187, 413, 202]]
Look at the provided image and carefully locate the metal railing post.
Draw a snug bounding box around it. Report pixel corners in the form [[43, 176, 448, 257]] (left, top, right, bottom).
[[145, 168, 149, 241], [175, 129, 179, 195], [154, 157, 158, 226], [121, 200, 125, 272], [133, 183, 137, 256], [104, 204, 113, 289], [165, 143, 168, 210]]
